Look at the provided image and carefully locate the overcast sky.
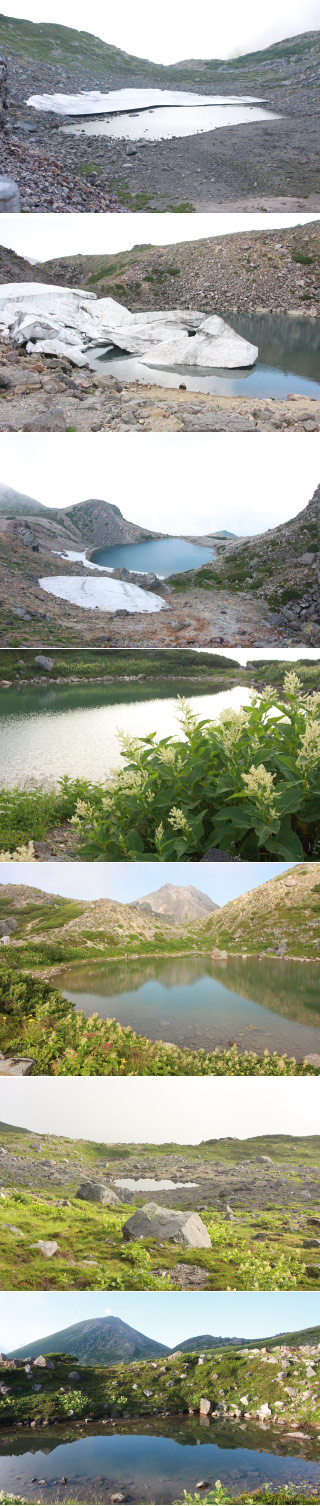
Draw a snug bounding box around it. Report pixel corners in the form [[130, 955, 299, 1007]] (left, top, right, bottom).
[[0, 859, 293, 905], [1, 1079, 318, 1142], [0, 433, 319, 537], [1, 1291, 319, 1354], [0, 1, 318, 64], [1, 212, 319, 262]]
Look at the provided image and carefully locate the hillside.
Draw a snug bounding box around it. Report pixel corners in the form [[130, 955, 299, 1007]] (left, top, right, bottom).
[[9, 1312, 320, 1366], [10, 1314, 169, 1365], [0, 222, 319, 315], [135, 883, 218, 923], [186, 482, 320, 632], [0, 487, 160, 552], [0, 881, 198, 954], [0, 483, 47, 517], [199, 864, 320, 957], [0, 17, 318, 88]]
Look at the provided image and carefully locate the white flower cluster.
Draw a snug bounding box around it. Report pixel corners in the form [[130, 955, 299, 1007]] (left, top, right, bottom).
[[241, 763, 277, 820]]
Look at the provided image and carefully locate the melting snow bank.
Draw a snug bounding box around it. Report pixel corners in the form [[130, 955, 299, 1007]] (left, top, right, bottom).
[[26, 87, 263, 116], [0, 284, 259, 370], [39, 575, 166, 613], [53, 549, 113, 572]]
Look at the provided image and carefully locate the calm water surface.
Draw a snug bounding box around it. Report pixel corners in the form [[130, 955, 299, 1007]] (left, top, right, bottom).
[[0, 684, 252, 788], [56, 954, 320, 1062], [62, 100, 278, 143], [89, 315, 320, 399], [0, 1422, 319, 1503], [91, 537, 214, 575]]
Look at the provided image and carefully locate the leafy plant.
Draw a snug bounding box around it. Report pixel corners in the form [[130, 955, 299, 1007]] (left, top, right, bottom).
[[71, 677, 320, 860]]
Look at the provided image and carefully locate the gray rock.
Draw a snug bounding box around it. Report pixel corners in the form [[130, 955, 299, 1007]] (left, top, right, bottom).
[[304, 1054, 320, 1067], [200, 848, 240, 862], [122, 1202, 211, 1248], [0, 1051, 35, 1076], [30, 1241, 59, 1258], [76, 1181, 120, 1206], [35, 655, 54, 672], [32, 1356, 54, 1369], [0, 917, 18, 936], [257, 1403, 272, 1419], [68, 1370, 80, 1380]]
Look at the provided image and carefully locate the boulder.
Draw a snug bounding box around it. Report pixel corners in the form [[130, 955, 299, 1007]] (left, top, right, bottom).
[[256, 1403, 272, 1419], [31, 1241, 59, 1258], [0, 918, 18, 936], [35, 655, 54, 672], [122, 1202, 211, 1248], [0, 1051, 35, 1076], [199, 1398, 220, 1416], [32, 1356, 54, 1369], [76, 1182, 120, 1206]]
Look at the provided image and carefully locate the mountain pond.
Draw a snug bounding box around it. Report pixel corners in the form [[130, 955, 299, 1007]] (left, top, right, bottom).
[[56, 953, 320, 1063], [0, 683, 253, 788], [90, 536, 215, 575], [89, 315, 320, 400], [0, 1419, 319, 1503], [59, 94, 279, 144]]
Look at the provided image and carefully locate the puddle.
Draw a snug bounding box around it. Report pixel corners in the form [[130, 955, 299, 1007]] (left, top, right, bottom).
[[60, 102, 278, 144], [114, 1178, 199, 1190]]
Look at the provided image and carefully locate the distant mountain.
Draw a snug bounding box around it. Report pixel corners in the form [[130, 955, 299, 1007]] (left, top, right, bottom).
[[10, 1315, 170, 1366], [63, 498, 158, 551], [135, 884, 218, 923], [10, 1314, 320, 1367], [0, 483, 46, 517]]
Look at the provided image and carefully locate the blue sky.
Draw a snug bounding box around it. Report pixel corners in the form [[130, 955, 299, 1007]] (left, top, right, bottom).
[[0, 860, 294, 905], [1, 1292, 319, 1354]]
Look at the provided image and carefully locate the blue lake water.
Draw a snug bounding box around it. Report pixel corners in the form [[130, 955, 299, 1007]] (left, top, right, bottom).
[[91, 537, 214, 575], [90, 314, 320, 399], [56, 954, 320, 1062], [0, 1423, 319, 1503]]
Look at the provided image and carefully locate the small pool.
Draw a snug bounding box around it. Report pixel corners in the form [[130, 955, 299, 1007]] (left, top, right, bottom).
[[60, 99, 278, 144], [88, 314, 320, 399], [91, 537, 214, 575], [115, 1178, 199, 1190]]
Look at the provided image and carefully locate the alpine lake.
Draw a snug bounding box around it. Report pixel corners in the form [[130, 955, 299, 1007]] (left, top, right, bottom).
[[0, 1416, 319, 1502]]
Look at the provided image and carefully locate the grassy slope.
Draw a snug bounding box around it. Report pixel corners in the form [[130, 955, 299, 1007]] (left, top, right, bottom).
[[1, 1126, 320, 1289], [0, 16, 318, 83], [1, 1341, 320, 1432], [200, 864, 320, 957]]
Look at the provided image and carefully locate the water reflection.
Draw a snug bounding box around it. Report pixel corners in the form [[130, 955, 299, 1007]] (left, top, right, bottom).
[[56, 953, 320, 1062], [0, 1419, 319, 1504], [89, 315, 320, 399]]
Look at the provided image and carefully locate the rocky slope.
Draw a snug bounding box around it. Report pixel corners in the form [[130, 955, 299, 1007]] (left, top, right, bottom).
[[0, 222, 319, 313], [0, 21, 319, 210], [0, 881, 196, 948], [135, 883, 218, 923], [184, 481, 320, 635], [199, 864, 320, 956]]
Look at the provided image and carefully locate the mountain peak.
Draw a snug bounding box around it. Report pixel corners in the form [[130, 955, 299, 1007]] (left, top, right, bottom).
[[135, 883, 219, 923]]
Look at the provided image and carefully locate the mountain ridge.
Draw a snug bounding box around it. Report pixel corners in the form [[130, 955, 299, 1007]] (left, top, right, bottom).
[[8, 1313, 320, 1366]]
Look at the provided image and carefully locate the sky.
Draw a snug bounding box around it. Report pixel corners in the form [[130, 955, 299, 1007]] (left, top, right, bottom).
[[0, 859, 294, 904], [0, 432, 319, 537], [1, 1078, 319, 1142], [1, 1292, 319, 1354], [1, 212, 319, 262], [0, 0, 318, 64]]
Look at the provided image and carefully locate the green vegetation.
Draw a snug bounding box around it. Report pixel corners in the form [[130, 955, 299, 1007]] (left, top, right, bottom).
[[183, 1490, 320, 1505], [1, 964, 317, 1075], [200, 864, 320, 958], [69, 679, 320, 861], [1, 1341, 320, 1427]]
